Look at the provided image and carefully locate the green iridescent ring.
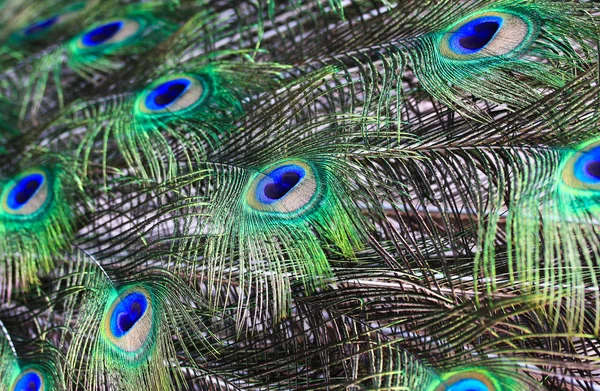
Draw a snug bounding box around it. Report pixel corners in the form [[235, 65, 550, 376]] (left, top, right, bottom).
[[136, 74, 209, 116], [245, 159, 322, 218], [439, 10, 538, 61], [0, 168, 52, 220]]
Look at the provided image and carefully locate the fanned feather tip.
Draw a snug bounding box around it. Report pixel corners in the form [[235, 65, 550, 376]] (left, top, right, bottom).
[[0, 0, 600, 390]]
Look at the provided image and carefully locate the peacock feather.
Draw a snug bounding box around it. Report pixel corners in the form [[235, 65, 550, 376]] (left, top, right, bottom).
[[1, 0, 600, 390], [60, 251, 216, 391], [0, 1, 188, 124], [36, 51, 287, 180], [256, 0, 598, 119], [0, 317, 66, 391], [0, 151, 88, 298]]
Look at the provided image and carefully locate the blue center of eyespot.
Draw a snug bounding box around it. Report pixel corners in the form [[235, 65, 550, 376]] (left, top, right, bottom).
[[13, 371, 42, 391], [449, 16, 503, 54], [256, 165, 305, 205], [448, 379, 489, 391], [23, 16, 59, 36], [144, 79, 192, 111], [110, 291, 148, 338], [585, 161, 600, 179], [81, 21, 123, 46], [574, 146, 600, 185], [6, 173, 44, 210]]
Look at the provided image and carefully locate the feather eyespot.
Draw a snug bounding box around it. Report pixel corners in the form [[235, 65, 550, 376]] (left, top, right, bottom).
[[137, 74, 208, 115], [1, 168, 51, 218], [103, 288, 154, 353], [76, 18, 146, 50], [443, 379, 491, 391], [23, 16, 59, 36], [434, 370, 498, 391], [439, 10, 538, 61], [246, 160, 321, 217], [17, 4, 83, 39], [561, 139, 600, 192], [11, 369, 44, 391]]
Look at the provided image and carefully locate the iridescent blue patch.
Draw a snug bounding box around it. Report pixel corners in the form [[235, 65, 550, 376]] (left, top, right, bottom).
[[574, 146, 600, 185], [7, 173, 44, 210], [81, 21, 123, 46], [448, 379, 489, 391], [23, 16, 59, 36], [448, 16, 503, 55], [144, 78, 192, 111], [12, 371, 42, 391], [109, 291, 148, 338], [256, 164, 305, 205]]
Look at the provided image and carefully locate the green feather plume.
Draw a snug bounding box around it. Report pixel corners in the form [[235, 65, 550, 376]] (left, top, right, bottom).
[[0, 321, 65, 391], [0, 0, 599, 390], [38, 54, 287, 181], [259, 0, 598, 119], [61, 252, 217, 391], [0, 151, 88, 298], [0, 2, 186, 123]]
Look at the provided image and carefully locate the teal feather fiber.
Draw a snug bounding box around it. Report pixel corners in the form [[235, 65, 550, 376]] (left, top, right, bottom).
[[1, 0, 600, 390]]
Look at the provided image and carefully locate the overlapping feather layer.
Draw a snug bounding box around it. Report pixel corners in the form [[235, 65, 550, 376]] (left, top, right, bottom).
[[0, 1, 599, 390]]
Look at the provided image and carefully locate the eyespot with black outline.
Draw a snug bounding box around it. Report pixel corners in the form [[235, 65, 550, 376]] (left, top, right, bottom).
[[75, 17, 146, 50], [136, 74, 209, 116], [102, 287, 154, 354], [14, 3, 84, 40], [439, 10, 538, 61], [245, 160, 321, 217], [561, 139, 600, 192], [11, 368, 45, 391], [0, 168, 51, 219], [23, 16, 60, 36]]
